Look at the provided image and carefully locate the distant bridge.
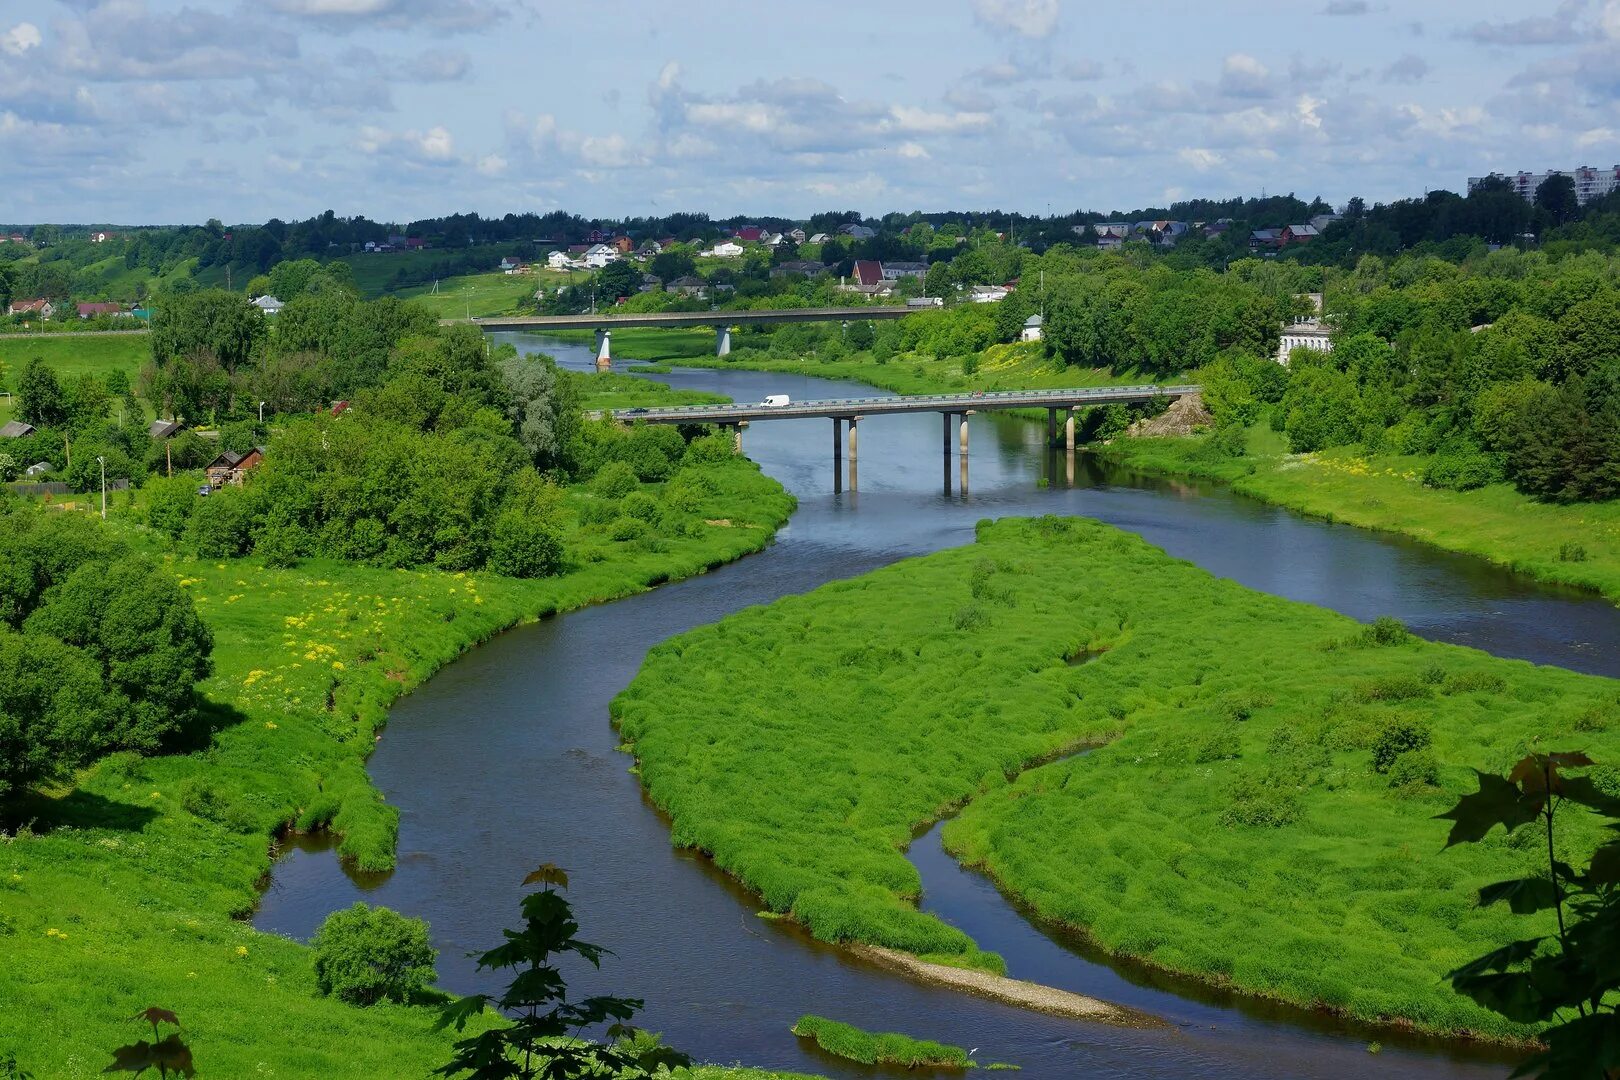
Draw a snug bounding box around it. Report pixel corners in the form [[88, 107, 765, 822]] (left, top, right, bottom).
[[609, 384, 1201, 495], [453, 306, 918, 359]]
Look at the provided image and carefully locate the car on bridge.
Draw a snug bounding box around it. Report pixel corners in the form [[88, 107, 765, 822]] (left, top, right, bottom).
[[762, 394, 791, 408]]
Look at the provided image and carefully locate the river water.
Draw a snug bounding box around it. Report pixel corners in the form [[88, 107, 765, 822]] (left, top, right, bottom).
[[254, 335, 1620, 1079]]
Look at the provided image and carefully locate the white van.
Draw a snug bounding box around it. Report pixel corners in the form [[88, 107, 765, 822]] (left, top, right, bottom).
[[762, 394, 791, 408]]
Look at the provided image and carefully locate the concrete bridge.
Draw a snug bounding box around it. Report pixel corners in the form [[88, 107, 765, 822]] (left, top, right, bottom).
[[610, 383, 1200, 495], [456, 306, 917, 363]]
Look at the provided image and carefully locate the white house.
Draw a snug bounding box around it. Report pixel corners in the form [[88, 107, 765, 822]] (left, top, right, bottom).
[[583, 244, 618, 268], [788, 228, 807, 244], [808, 232, 832, 244], [1020, 314, 1044, 343], [1278, 325, 1332, 364], [546, 250, 574, 270], [969, 284, 1009, 303], [251, 295, 284, 315], [703, 240, 744, 258]]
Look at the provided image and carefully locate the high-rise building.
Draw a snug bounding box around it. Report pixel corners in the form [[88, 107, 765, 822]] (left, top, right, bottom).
[[1467, 165, 1620, 205]]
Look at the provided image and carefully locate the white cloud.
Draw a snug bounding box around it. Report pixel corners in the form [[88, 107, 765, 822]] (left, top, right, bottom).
[[1382, 54, 1428, 83], [2, 22, 41, 57], [1219, 53, 1272, 97], [1605, 0, 1620, 39], [884, 104, 992, 134], [475, 152, 506, 176], [1462, 3, 1584, 46], [356, 123, 455, 164], [897, 141, 929, 159], [1178, 147, 1223, 171], [972, 0, 1059, 39]]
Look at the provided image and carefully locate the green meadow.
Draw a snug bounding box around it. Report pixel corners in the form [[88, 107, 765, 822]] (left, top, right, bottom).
[[394, 269, 571, 319], [614, 516, 1620, 1041], [569, 369, 728, 412], [1102, 432, 1620, 605], [0, 332, 151, 424], [0, 456, 796, 1078]]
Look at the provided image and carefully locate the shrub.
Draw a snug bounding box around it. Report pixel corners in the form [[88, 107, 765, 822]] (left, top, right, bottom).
[[488, 511, 564, 578], [312, 902, 437, 1006], [1355, 616, 1411, 647], [607, 516, 648, 542], [143, 475, 198, 542], [1354, 675, 1431, 703], [1370, 717, 1432, 773], [186, 488, 254, 557], [682, 432, 736, 466], [1387, 748, 1439, 788], [1559, 542, 1588, 563], [619, 490, 662, 525], [1220, 770, 1301, 828], [1422, 446, 1503, 491], [590, 460, 638, 499]]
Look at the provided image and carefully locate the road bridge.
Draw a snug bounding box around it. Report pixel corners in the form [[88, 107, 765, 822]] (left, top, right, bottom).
[[609, 383, 1200, 495], [453, 306, 917, 365]]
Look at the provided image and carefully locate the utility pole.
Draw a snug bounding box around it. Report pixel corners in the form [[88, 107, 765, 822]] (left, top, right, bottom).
[[258, 400, 265, 424], [97, 455, 106, 520]]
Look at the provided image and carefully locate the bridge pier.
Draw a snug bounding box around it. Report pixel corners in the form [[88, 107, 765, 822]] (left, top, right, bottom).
[[1065, 408, 1076, 452], [716, 326, 731, 357], [1047, 408, 1058, 447], [959, 412, 971, 455], [847, 415, 859, 491], [595, 329, 612, 370], [832, 419, 842, 494]]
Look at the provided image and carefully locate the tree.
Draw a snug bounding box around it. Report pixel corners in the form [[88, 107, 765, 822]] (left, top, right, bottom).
[[313, 903, 438, 1006], [15, 360, 66, 428], [0, 628, 111, 801], [150, 290, 265, 372], [500, 354, 580, 475], [1437, 752, 1620, 1077], [595, 260, 640, 304], [1535, 174, 1580, 227], [435, 864, 689, 1080], [649, 249, 695, 284]]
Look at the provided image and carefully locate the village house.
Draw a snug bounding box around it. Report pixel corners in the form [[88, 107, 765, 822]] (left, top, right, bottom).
[[1020, 314, 1044, 343], [0, 421, 36, 439], [1095, 234, 1125, 251], [769, 260, 827, 278], [1249, 228, 1284, 251], [583, 244, 618, 268], [838, 224, 876, 239], [499, 255, 523, 271], [734, 226, 763, 243], [667, 275, 708, 299], [703, 240, 744, 258], [546, 250, 575, 270], [8, 299, 54, 320], [808, 232, 832, 244], [147, 419, 183, 440], [1278, 293, 1332, 364], [204, 447, 264, 490], [76, 302, 126, 319], [1280, 224, 1320, 246], [970, 284, 1010, 303], [90, 231, 118, 243], [843, 260, 892, 295], [788, 228, 807, 244], [881, 261, 928, 282], [251, 295, 284, 315]]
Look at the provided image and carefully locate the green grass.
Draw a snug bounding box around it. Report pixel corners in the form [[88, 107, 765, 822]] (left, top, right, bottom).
[[614, 516, 1620, 1042], [0, 332, 151, 426], [0, 456, 797, 1078], [605, 330, 1176, 399], [790, 1015, 971, 1068], [394, 269, 570, 319], [339, 249, 535, 299], [567, 369, 729, 412], [1101, 432, 1620, 605]]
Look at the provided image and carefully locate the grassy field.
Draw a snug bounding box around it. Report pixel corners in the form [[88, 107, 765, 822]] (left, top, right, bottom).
[[0, 332, 152, 425], [609, 331, 1172, 398], [0, 456, 798, 1078], [789, 1016, 971, 1068], [339, 249, 533, 298], [568, 369, 729, 412], [394, 269, 573, 319], [1102, 431, 1620, 605], [614, 516, 1620, 1041]]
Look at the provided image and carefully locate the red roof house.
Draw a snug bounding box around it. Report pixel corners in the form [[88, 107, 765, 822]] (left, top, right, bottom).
[[850, 260, 884, 288]]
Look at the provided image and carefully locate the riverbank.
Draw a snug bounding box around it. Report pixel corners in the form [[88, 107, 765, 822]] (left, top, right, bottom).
[[0, 456, 797, 1078], [615, 515, 1620, 1045], [1100, 431, 1620, 605]]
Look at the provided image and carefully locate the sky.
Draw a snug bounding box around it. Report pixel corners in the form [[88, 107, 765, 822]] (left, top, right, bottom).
[[3, 0, 1619, 226]]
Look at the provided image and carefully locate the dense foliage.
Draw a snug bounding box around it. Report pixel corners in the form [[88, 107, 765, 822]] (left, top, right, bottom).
[[313, 902, 438, 1006], [0, 510, 211, 800], [616, 516, 1620, 1038]]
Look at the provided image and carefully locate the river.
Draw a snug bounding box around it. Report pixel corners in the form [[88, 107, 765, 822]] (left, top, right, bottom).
[[254, 334, 1620, 1079]]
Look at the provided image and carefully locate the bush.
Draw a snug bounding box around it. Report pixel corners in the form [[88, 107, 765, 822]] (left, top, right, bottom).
[[619, 490, 662, 525], [1387, 748, 1439, 788], [186, 487, 254, 557], [1371, 717, 1432, 773], [607, 516, 648, 542], [1559, 542, 1588, 563], [1355, 616, 1411, 647], [143, 475, 198, 541], [1220, 770, 1301, 827], [682, 433, 736, 466], [312, 902, 437, 1006], [1422, 446, 1503, 491], [590, 460, 638, 499], [488, 511, 564, 578], [1354, 674, 1431, 703]]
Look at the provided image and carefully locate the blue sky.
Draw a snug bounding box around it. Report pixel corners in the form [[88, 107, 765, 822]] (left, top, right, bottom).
[[3, 0, 1618, 225]]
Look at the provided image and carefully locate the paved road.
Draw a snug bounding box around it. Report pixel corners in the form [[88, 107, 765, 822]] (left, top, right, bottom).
[[610, 384, 1200, 424]]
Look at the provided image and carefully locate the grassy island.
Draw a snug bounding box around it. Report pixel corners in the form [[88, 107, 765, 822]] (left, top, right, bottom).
[[614, 516, 1620, 1041], [790, 1015, 972, 1068]]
